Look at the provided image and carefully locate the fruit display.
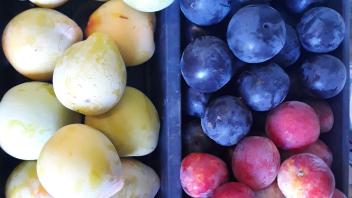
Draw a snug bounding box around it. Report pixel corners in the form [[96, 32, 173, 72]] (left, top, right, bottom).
[[0, 0, 169, 197], [180, 0, 348, 197]]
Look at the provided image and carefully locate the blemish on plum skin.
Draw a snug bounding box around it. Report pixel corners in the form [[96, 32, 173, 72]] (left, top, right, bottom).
[[119, 15, 129, 20]]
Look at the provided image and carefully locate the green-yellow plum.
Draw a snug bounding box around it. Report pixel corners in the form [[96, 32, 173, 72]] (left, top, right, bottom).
[[86, 0, 155, 66], [37, 124, 124, 198], [85, 86, 160, 157], [123, 0, 175, 12], [6, 161, 52, 198], [0, 82, 80, 160], [2, 8, 82, 80], [53, 32, 127, 116], [29, 0, 69, 8], [111, 159, 160, 198]]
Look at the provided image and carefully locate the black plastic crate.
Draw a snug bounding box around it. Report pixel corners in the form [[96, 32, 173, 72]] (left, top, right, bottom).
[[180, 0, 350, 196], [0, 0, 181, 197]]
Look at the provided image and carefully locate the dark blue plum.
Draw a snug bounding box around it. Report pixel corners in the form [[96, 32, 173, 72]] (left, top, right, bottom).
[[180, 0, 231, 26], [181, 36, 236, 93], [299, 54, 347, 99], [273, 25, 301, 67], [284, 0, 326, 14], [227, 5, 286, 63], [234, 0, 272, 5], [184, 87, 211, 118], [182, 120, 217, 153], [183, 21, 208, 43], [297, 7, 345, 53], [238, 63, 290, 111], [201, 96, 252, 146]]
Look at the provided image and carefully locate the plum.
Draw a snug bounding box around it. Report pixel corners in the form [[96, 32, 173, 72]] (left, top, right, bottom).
[[86, 0, 156, 66], [284, 0, 326, 14], [266, 101, 320, 150], [298, 54, 347, 99], [2, 8, 82, 80], [237, 63, 290, 111], [333, 189, 347, 198], [227, 5, 286, 63], [53, 32, 127, 116], [201, 96, 252, 146], [255, 180, 285, 198], [37, 124, 124, 198], [29, 0, 68, 8], [85, 87, 160, 157], [306, 100, 334, 133], [213, 182, 255, 198], [278, 153, 335, 198], [232, 136, 280, 190], [6, 161, 51, 198], [180, 153, 229, 198], [273, 25, 301, 67], [0, 82, 80, 160], [297, 7, 345, 53], [123, 0, 174, 12], [234, 0, 271, 5], [181, 36, 236, 93], [182, 120, 217, 154], [180, 0, 231, 26], [184, 87, 210, 118], [183, 21, 208, 43], [284, 140, 333, 167]]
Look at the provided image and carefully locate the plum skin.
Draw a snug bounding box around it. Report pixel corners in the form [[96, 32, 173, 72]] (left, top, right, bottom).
[[180, 153, 229, 198], [266, 101, 320, 150], [232, 136, 281, 190], [213, 182, 255, 198], [237, 63, 290, 112], [297, 7, 345, 53], [299, 54, 347, 99], [201, 96, 253, 146], [277, 153, 335, 198], [181, 36, 235, 93], [227, 4, 286, 63]]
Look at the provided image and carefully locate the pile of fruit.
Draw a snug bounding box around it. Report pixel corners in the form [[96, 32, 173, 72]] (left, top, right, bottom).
[[180, 0, 348, 197], [0, 0, 175, 197]]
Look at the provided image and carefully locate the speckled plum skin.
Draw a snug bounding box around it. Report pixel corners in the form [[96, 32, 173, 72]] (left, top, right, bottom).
[[306, 100, 334, 133], [284, 0, 326, 14], [213, 182, 255, 198], [180, 153, 229, 198], [232, 136, 280, 190], [237, 63, 290, 111], [180, 0, 231, 26], [266, 101, 320, 150], [181, 36, 235, 93], [227, 5, 286, 63], [333, 189, 347, 198], [285, 140, 333, 167], [278, 153, 335, 198], [297, 7, 345, 53], [201, 96, 253, 146], [273, 25, 301, 67], [299, 54, 347, 99]]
